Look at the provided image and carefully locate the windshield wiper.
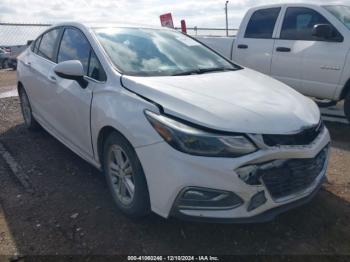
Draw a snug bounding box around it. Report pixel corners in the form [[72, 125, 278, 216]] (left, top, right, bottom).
[[172, 67, 235, 76]]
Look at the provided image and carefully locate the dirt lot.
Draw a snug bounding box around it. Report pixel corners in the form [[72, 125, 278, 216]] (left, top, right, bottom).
[[0, 70, 16, 89], [0, 74, 350, 258]]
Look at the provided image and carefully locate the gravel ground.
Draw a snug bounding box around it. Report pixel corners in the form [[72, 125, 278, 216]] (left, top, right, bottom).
[[0, 70, 16, 89], [0, 97, 349, 258]]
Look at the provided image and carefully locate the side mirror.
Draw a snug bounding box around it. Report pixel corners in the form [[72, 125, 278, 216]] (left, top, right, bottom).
[[54, 60, 88, 89], [312, 24, 333, 39]]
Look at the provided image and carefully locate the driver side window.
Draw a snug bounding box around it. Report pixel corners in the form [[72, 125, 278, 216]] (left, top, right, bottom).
[[280, 7, 342, 41], [57, 28, 107, 81], [58, 28, 90, 74]]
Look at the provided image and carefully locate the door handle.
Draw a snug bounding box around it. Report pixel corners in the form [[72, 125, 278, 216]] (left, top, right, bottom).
[[48, 75, 57, 83], [237, 44, 248, 49], [276, 47, 291, 52], [25, 61, 31, 67]]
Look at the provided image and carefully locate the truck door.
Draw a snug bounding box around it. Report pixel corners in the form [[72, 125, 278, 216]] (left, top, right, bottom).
[[272, 6, 346, 98], [232, 7, 281, 75]]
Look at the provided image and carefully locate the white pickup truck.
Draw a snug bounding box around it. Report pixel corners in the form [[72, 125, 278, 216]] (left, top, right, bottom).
[[198, 3, 350, 122]]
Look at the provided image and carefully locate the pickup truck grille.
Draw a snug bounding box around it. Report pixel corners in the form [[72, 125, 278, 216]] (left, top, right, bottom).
[[263, 121, 324, 147], [261, 147, 327, 199]]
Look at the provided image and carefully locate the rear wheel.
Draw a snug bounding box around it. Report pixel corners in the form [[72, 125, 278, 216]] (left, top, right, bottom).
[[18, 88, 40, 130], [345, 93, 350, 123], [103, 132, 150, 217]]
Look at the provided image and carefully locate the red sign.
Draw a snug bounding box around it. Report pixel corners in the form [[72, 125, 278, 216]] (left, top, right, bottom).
[[160, 13, 174, 28], [181, 20, 187, 34]]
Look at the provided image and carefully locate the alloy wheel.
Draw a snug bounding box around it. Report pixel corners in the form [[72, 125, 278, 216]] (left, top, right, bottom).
[[107, 145, 135, 206]]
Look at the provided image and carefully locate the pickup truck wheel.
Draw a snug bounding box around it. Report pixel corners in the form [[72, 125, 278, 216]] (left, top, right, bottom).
[[19, 88, 40, 130], [314, 98, 337, 108], [103, 132, 150, 217], [345, 94, 350, 123]]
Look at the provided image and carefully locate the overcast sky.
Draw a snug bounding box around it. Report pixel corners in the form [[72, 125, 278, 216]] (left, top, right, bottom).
[[0, 0, 342, 28]]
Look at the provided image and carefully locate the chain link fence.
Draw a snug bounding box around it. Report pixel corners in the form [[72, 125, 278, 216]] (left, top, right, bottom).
[[0, 23, 50, 72], [0, 22, 237, 59], [0, 22, 238, 71], [0, 22, 237, 92], [0, 23, 50, 91], [175, 27, 238, 37]]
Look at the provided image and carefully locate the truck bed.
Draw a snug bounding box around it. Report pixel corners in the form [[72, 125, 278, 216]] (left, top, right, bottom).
[[195, 36, 235, 59]]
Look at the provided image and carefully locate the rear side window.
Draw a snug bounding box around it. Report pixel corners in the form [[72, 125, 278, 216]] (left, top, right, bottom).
[[57, 28, 106, 81], [37, 29, 60, 61], [280, 7, 342, 41], [32, 36, 42, 53], [245, 8, 281, 39]]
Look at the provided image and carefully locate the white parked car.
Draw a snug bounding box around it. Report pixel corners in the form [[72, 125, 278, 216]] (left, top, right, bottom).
[[199, 3, 350, 122], [17, 23, 330, 222]]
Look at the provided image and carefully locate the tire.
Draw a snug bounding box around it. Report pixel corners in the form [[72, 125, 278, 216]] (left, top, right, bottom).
[[345, 93, 350, 123], [314, 98, 337, 108], [103, 132, 150, 217], [18, 88, 40, 130], [11, 61, 17, 70], [2, 59, 9, 69]]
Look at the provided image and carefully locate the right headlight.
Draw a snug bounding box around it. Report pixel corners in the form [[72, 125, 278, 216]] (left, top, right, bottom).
[[145, 110, 257, 157]]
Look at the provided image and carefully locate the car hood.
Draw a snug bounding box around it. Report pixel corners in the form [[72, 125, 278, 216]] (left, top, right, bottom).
[[121, 68, 320, 134]]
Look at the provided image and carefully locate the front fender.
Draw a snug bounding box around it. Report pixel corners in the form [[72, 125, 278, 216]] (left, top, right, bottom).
[[91, 86, 163, 165]]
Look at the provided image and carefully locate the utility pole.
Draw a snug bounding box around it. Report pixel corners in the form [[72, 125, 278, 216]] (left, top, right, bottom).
[[225, 1, 229, 37]]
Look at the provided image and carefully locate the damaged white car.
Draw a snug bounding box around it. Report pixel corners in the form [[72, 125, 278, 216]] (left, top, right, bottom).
[[17, 23, 330, 222]]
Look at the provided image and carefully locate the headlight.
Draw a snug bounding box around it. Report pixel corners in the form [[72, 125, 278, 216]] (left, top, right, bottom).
[[145, 110, 257, 157]]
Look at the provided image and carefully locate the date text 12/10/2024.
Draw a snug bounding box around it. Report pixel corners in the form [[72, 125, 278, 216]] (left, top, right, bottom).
[[127, 256, 220, 261]]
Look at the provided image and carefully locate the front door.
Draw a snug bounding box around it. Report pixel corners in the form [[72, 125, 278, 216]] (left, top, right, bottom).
[[271, 6, 346, 98], [50, 27, 107, 159]]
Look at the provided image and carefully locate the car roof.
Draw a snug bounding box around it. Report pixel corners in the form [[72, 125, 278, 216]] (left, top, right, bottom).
[[52, 21, 170, 31], [248, 1, 349, 10]]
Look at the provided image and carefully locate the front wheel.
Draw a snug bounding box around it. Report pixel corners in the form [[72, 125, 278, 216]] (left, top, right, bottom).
[[103, 132, 151, 217], [345, 93, 350, 124]]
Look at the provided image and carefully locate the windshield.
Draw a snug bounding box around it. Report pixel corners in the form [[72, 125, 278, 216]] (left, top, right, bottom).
[[324, 5, 350, 30], [93, 27, 239, 76]]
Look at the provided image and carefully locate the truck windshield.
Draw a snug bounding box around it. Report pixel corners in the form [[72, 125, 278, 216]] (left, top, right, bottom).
[[324, 5, 350, 30], [93, 27, 239, 76]]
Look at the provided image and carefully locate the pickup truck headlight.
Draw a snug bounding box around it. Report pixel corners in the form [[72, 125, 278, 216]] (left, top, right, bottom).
[[145, 110, 257, 157]]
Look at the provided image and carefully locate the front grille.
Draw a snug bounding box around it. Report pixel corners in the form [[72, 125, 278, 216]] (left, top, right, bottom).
[[260, 147, 327, 199], [263, 121, 324, 147]]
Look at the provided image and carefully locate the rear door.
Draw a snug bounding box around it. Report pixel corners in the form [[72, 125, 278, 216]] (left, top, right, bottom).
[[272, 6, 346, 98], [26, 28, 62, 123], [49, 27, 107, 159], [233, 7, 281, 75]]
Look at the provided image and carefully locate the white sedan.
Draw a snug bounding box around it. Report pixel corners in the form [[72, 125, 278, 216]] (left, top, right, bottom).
[[17, 22, 330, 222]]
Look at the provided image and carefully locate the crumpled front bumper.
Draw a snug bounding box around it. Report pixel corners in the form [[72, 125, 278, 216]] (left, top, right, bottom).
[[135, 126, 331, 222]]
